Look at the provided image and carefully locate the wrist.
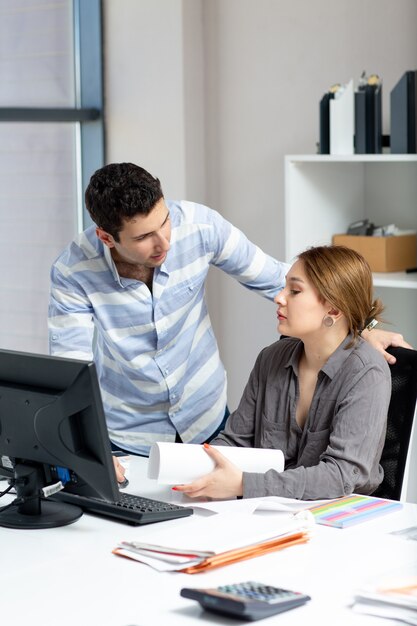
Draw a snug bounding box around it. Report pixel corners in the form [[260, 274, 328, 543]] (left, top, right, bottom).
[[236, 471, 244, 498]]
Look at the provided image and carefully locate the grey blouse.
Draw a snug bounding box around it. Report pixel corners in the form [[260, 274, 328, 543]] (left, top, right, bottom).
[[212, 335, 391, 500]]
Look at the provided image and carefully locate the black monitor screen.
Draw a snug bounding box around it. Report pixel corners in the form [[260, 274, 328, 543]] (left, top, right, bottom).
[[0, 349, 119, 529]]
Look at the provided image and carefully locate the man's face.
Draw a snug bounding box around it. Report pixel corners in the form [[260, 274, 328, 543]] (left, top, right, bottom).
[[97, 198, 171, 268]]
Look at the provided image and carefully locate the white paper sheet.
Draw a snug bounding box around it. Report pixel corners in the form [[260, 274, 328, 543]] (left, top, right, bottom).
[[147, 442, 284, 484], [188, 495, 331, 515]]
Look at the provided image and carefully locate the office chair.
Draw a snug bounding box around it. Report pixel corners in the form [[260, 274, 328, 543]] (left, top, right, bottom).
[[372, 346, 417, 501]]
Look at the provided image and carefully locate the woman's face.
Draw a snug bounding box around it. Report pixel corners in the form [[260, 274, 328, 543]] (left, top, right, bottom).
[[274, 259, 331, 339]]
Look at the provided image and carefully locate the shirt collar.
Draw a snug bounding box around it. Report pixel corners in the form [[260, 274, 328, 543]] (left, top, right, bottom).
[[102, 238, 171, 285], [321, 334, 357, 380], [284, 340, 304, 375], [284, 334, 357, 379], [103, 244, 124, 287]]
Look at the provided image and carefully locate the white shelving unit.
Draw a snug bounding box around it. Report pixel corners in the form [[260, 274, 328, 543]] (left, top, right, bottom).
[[285, 154, 417, 342], [285, 154, 417, 503]]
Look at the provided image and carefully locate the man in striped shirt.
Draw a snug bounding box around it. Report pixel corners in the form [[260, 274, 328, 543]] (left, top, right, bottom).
[[48, 163, 285, 458], [48, 163, 408, 461]]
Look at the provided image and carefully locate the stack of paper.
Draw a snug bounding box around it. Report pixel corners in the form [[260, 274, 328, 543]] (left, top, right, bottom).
[[148, 442, 284, 484], [113, 511, 313, 573], [353, 577, 417, 625]]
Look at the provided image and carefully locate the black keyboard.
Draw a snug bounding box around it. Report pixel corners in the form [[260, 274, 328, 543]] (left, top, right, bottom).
[[52, 491, 193, 525]]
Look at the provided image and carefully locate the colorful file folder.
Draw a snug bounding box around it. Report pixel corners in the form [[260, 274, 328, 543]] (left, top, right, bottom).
[[309, 495, 402, 529]]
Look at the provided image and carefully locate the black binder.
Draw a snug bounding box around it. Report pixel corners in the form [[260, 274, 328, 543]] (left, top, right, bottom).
[[390, 70, 417, 153], [355, 83, 382, 154], [319, 92, 334, 154]]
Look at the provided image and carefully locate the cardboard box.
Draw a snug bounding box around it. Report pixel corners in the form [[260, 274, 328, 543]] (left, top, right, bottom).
[[332, 233, 417, 272]]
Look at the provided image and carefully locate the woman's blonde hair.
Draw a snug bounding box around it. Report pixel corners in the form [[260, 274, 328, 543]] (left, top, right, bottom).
[[297, 245, 384, 343]]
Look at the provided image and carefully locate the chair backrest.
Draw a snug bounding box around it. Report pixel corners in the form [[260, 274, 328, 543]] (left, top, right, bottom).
[[372, 346, 417, 501]]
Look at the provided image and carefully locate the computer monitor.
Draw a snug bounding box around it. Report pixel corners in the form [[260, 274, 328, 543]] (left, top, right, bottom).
[[0, 348, 119, 529]]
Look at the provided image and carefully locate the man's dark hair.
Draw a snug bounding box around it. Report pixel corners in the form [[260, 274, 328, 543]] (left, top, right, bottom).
[[85, 163, 164, 240]]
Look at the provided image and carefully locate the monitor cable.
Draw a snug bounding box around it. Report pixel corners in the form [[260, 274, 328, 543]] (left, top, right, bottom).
[[0, 478, 64, 515]]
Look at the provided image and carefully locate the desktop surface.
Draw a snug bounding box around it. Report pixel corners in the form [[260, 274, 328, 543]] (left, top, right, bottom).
[[1, 456, 417, 626]]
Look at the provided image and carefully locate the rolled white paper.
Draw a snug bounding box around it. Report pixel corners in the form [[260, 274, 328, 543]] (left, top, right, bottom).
[[148, 442, 284, 484]]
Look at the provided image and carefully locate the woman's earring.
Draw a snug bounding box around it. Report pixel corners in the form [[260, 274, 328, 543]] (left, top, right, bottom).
[[323, 315, 334, 328]]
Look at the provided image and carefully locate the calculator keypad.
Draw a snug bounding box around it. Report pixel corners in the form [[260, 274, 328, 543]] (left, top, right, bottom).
[[218, 582, 301, 604]]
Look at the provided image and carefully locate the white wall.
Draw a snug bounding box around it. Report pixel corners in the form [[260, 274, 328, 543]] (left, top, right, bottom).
[[103, 0, 206, 201], [103, 0, 185, 197], [103, 0, 417, 410]]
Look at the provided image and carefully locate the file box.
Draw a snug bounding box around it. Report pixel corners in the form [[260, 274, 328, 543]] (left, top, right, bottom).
[[332, 233, 417, 272]]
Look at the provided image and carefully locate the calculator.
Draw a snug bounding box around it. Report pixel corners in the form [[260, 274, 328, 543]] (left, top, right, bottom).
[[180, 581, 311, 621]]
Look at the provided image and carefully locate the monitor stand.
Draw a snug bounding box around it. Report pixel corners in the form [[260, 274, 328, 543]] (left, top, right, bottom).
[[0, 464, 83, 529]]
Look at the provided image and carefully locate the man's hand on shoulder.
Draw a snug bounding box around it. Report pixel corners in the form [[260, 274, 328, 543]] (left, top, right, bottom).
[[362, 327, 413, 364]]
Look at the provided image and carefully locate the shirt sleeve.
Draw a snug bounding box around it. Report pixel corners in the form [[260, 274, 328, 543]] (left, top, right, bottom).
[[48, 260, 95, 360], [211, 349, 265, 448], [204, 206, 288, 300], [242, 362, 391, 500]]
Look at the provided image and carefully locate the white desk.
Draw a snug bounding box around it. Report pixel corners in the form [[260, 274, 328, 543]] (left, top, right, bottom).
[[1, 457, 417, 626]]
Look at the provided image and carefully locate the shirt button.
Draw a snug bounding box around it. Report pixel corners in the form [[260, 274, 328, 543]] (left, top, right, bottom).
[[172, 394, 176, 399], [164, 368, 169, 375], [52, 334, 58, 340]]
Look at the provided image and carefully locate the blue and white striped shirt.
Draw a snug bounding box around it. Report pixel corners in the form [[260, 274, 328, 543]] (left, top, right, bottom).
[[49, 201, 287, 455]]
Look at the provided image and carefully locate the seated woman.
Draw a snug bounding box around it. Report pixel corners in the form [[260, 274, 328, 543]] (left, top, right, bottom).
[[174, 245, 391, 501]]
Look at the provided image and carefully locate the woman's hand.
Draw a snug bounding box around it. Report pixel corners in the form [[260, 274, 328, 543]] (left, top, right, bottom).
[[361, 328, 413, 364], [173, 444, 243, 499]]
